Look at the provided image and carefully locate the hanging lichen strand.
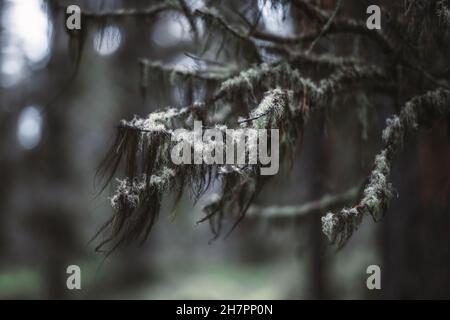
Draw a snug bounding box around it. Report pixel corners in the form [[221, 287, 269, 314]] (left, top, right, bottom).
[[322, 89, 450, 247]]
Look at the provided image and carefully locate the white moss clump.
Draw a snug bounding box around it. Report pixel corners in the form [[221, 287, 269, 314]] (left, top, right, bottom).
[[382, 116, 402, 144], [110, 178, 145, 210], [402, 103, 419, 130], [321, 208, 362, 245], [125, 108, 180, 133], [249, 89, 287, 129], [145, 108, 179, 131], [437, 1, 450, 25], [218, 63, 307, 101], [317, 65, 385, 103], [219, 63, 270, 98], [360, 150, 394, 220], [321, 212, 339, 243], [149, 167, 176, 189]]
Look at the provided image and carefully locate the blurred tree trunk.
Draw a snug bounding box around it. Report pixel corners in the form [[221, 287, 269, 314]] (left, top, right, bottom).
[[23, 18, 82, 299], [0, 0, 5, 258], [305, 116, 331, 299], [0, 109, 13, 265], [381, 121, 450, 298], [109, 11, 162, 290]]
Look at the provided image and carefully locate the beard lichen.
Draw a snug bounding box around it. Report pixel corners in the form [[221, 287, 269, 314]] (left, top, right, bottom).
[[96, 59, 408, 251], [322, 89, 450, 247], [96, 83, 304, 251]]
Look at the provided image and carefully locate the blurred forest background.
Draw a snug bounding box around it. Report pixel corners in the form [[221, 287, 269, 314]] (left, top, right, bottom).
[[0, 0, 449, 299]]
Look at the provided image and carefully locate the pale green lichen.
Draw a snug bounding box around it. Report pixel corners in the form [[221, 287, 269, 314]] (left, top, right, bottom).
[[382, 116, 403, 145], [437, 0, 450, 25], [317, 65, 387, 103], [110, 168, 176, 211], [359, 150, 394, 221], [105, 63, 387, 247], [149, 167, 176, 188], [139, 59, 233, 87], [248, 89, 289, 129], [110, 178, 144, 211], [218, 63, 271, 98], [218, 63, 306, 101], [122, 108, 180, 133], [322, 89, 450, 247], [322, 208, 362, 245]]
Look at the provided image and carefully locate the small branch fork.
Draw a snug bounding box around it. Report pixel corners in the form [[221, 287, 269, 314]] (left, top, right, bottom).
[[247, 186, 360, 222]]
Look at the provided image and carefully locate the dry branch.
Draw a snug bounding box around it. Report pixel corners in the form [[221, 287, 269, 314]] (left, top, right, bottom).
[[322, 89, 450, 247]]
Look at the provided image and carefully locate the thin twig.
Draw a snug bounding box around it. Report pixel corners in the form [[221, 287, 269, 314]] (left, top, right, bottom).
[[248, 186, 360, 221]]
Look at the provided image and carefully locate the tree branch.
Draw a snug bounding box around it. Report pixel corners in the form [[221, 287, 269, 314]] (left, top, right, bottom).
[[322, 89, 450, 247], [247, 186, 360, 222]]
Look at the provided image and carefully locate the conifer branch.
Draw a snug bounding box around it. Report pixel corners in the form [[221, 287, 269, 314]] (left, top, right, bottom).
[[248, 186, 360, 222], [322, 89, 450, 247]]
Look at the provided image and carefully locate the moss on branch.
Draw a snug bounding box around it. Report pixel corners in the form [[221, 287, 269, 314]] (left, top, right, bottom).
[[322, 89, 450, 247]]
